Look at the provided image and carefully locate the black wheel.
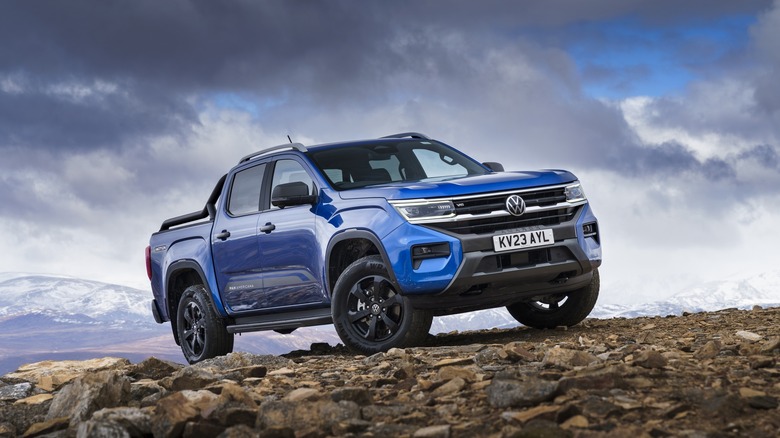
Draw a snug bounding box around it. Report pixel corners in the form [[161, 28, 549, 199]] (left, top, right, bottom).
[[176, 284, 234, 364], [332, 255, 432, 354], [507, 269, 600, 329]]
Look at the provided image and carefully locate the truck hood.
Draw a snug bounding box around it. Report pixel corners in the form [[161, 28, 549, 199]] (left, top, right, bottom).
[[338, 170, 578, 200]]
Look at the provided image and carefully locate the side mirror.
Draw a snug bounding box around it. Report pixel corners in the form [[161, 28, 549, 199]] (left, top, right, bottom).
[[271, 182, 318, 208], [483, 162, 504, 172]]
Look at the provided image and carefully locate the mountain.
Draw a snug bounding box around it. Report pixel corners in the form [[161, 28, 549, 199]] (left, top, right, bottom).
[[432, 309, 519, 333], [0, 274, 151, 326], [591, 270, 780, 319], [0, 273, 525, 374], [0, 273, 341, 376], [2, 270, 779, 376], [417, 270, 780, 331]]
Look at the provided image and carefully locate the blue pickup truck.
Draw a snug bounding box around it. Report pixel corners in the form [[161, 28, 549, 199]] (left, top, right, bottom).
[[146, 133, 602, 364]]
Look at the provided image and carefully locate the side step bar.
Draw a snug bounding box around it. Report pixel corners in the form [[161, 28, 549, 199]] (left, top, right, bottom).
[[226, 307, 332, 334]]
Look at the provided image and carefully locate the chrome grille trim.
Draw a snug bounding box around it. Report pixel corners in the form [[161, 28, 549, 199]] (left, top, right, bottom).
[[389, 183, 585, 226]]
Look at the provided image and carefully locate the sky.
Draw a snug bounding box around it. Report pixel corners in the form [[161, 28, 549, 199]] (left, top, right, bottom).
[[1, 0, 779, 306]]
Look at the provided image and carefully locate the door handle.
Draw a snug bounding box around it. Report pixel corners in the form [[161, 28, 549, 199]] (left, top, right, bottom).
[[259, 222, 276, 234], [215, 230, 231, 241]]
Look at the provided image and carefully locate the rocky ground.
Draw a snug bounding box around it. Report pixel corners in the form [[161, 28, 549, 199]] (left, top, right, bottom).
[[0, 307, 779, 438]]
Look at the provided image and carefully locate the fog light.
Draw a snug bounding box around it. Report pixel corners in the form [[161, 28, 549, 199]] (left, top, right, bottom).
[[411, 243, 450, 269], [583, 222, 599, 243]]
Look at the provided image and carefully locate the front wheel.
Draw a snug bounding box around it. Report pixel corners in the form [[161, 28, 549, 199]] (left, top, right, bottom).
[[332, 255, 432, 355], [176, 284, 234, 364], [507, 269, 600, 329]]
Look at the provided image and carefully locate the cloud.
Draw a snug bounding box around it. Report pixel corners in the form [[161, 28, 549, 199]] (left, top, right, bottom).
[[0, 0, 779, 299], [0, 75, 194, 150], [750, 1, 780, 114], [1, 1, 773, 151], [2, 0, 776, 211]]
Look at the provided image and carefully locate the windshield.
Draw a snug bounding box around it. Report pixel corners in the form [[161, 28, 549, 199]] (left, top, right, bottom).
[[307, 140, 489, 190]]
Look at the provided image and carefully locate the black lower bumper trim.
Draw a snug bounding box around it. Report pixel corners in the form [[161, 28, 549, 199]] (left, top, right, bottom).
[[408, 268, 594, 316]]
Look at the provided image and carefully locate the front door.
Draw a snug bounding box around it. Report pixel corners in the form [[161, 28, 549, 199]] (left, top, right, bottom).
[[258, 158, 326, 308]]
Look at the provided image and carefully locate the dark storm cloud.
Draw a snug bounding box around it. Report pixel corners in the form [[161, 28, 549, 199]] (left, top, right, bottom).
[[618, 142, 700, 175], [0, 82, 194, 150], [0, 1, 394, 150], [2, 0, 774, 152], [603, 141, 741, 184], [751, 4, 780, 115], [738, 144, 779, 168], [630, 142, 780, 181], [0, 1, 381, 89], [384, 0, 773, 28], [0, 0, 777, 226], [0, 0, 778, 288]]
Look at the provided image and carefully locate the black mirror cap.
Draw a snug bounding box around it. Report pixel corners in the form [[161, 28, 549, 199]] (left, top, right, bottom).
[[483, 161, 504, 172], [271, 182, 318, 208]]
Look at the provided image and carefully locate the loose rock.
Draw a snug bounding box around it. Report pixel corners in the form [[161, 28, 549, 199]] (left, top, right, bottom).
[[46, 370, 130, 426], [1, 307, 779, 437], [485, 378, 559, 408], [735, 330, 762, 342]]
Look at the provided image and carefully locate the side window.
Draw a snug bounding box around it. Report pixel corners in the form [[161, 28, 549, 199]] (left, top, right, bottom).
[[228, 163, 266, 215], [270, 159, 315, 210]]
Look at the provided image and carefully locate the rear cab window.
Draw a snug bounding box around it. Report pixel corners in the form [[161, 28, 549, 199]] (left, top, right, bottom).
[[227, 163, 266, 216]]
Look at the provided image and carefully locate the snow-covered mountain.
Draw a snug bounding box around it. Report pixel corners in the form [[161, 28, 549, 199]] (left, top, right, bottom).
[[2, 270, 779, 376], [427, 270, 780, 330], [432, 309, 519, 333], [0, 273, 150, 327], [0, 273, 340, 375], [591, 270, 780, 319]]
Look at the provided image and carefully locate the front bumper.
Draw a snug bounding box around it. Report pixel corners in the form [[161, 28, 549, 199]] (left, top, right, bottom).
[[395, 204, 601, 315]]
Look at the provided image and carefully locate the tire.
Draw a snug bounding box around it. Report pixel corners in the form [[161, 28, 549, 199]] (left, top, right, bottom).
[[176, 284, 234, 364], [507, 269, 600, 329], [332, 255, 432, 355]]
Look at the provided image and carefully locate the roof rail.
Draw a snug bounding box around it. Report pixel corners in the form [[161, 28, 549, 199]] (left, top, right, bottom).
[[381, 132, 431, 140], [239, 143, 308, 164]]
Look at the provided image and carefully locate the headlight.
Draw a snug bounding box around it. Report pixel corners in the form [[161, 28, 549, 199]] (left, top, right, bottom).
[[565, 182, 586, 203], [392, 200, 455, 221]]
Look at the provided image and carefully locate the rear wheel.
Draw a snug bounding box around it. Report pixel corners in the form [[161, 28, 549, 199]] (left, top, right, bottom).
[[507, 269, 600, 329], [176, 284, 234, 364], [332, 255, 432, 354]]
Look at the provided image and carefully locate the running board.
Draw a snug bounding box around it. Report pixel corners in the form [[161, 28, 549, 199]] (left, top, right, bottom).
[[226, 307, 332, 334]]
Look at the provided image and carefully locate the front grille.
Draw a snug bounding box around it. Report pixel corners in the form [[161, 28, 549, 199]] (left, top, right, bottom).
[[425, 208, 576, 234], [425, 187, 576, 235], [452, 188, 566, 215]]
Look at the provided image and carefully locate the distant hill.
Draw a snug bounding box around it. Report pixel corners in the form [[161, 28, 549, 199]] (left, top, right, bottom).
[[0, 273, 340, 375], [1, 270, 779, 375], [591, 270, 780, 319]]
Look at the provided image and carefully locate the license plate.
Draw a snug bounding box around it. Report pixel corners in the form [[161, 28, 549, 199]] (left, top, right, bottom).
[[492, 229, 554, 252]]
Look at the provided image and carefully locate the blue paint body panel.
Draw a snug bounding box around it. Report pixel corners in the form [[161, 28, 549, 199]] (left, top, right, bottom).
[[148, 137, 602, 328]]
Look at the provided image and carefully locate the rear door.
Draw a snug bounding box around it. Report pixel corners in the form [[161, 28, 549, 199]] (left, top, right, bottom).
[[212, 162, 267, 313]]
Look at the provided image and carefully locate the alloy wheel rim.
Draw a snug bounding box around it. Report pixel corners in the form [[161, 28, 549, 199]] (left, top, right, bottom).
[[346, 275, 403, 342], [182, 301, 206, 357]]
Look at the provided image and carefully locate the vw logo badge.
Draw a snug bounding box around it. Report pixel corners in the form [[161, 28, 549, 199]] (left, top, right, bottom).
[[505, 195, 526, 216]]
